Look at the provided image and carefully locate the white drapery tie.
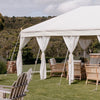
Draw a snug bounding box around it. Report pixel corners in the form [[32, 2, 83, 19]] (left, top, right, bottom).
[[16, 37, 31, 76], [79, 39, 91, 57], [97, 35, 100, 42], [40, 51, 46, 79], [36, 36, 50, 80], [68, 53, 74, 83], [63, 36, 79, 85]]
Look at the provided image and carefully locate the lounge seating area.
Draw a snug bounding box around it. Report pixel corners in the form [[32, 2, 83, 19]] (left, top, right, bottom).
[[1, 72, 100, 100], [48, 53, 100, 86], [1, 54, 100, 99], [49, 58, 86, 80]]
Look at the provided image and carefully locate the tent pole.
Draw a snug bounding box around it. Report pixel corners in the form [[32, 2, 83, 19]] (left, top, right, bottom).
[[7, 34, 20, 73], [32, 48, 41, 74], [58, 50, 69, 85], [7, 28, 22, 73]]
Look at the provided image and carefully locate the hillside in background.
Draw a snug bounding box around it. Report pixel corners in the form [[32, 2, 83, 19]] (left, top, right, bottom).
[[0, 15, 100, 63]]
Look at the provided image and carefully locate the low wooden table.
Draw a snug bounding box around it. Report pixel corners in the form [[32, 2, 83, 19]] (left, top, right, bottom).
[[7, 61, 16, 73]]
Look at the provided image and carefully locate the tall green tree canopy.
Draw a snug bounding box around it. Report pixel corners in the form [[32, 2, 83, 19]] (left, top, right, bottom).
[[0, 13, 4, 31]]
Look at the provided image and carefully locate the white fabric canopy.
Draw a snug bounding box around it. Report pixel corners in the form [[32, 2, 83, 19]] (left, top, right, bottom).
[[63, 36, 79, 85], [79, 39, 91, 57], [16, 6, 100, 85], [16, 37, 31, 76], [21, 6, 100, 37], [36, 36, 50, 80]]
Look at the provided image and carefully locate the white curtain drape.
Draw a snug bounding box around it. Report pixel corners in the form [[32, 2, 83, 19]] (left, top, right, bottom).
[[79, 39, 91, 57], [63, 36, 79, 85], [36, 36, 50, 80], [16, 37, 31, 76], [97, 35, 100, 42]]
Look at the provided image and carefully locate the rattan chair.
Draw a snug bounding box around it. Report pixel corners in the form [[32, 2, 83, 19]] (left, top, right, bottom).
[[66, 60, 82, 80], [49, 58, 66, 77], [85, 64, 100, 85]]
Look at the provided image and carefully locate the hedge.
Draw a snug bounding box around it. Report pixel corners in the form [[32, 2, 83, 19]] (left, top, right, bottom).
[[23, 57, 66, 64]]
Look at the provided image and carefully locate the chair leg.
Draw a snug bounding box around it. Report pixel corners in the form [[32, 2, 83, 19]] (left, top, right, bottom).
[[0, 92, 6, 98], [66, 75, 68, 80], [80, 75, 81, 80], [50, 72, 52, 77], [63, 72, 66, 77], [96, 80, 98, 86], [96, 80, 98, 90], [86, 79, 88, 85], [3, 93, 6, 98]]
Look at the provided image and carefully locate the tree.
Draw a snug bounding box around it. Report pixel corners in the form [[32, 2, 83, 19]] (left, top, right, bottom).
[[0, 13, 4, 31]]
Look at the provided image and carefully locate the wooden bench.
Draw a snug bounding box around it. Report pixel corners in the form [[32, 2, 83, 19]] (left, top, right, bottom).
[[0, 68, 32, 100], [85, 64, 100, 85], [0, 72, 28, 100], [49, 58, 66, 77]]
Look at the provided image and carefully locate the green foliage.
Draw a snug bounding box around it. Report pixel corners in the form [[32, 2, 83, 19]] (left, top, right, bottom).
[[0, 58, 7, 74], [22, 47, 34, 64], [23, 57, 66, 65], [1, 16, 100, 63], [89, 39, 100, 53], [79, 57, 88, 63], [0, 13, 4, 31], [3, 16, 54, 29]]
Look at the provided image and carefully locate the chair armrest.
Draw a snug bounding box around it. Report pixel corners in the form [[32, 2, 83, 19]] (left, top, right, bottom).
[[51, 63, 65, 71], [56, 63, 64, 66], [0, 85, 12, 88], [0, 88, 11, 94]]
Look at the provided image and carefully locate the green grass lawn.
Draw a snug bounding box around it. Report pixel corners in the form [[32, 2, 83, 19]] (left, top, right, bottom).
[[0, 64, 100, 100]]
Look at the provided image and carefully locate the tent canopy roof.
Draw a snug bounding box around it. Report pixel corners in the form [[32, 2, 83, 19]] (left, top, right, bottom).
[[21, 6, 100, 37]]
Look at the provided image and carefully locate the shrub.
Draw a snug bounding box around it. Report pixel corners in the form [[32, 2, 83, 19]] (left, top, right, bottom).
[[23, 57, 66, 64], [0, 57, 7, 74]]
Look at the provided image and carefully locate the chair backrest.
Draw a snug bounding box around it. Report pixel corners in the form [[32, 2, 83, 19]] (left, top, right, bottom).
[[25, 68, 32, 92], [85, 64, 100, 80], [49, 58, 56, 65], [27, 68, 32, 84], [66, 60, 81, 75], [89, 53, 100, 64], [9, 73, 28, 100], [74, 60, 81, 75]]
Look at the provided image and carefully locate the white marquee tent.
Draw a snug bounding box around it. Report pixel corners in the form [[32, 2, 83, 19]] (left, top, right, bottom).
[[16, 6, 100, 85]]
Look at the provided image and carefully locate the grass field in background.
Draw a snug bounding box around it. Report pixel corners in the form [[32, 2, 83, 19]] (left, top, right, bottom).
[[0, 64, 100, 100], [23, 63, 50, 72]]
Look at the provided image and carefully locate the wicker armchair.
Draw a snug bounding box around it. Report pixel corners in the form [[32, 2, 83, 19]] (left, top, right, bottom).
[[66, 60, 82, 80], [49, 58, 66, 77]]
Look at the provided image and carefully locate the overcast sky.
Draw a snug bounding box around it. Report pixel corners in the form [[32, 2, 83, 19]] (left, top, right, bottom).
[[0, 0, 100, 17]]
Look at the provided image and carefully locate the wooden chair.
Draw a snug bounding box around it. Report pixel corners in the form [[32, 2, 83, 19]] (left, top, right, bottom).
[[66, 60, 82, 80], [0, 72, 28, 100], [85, 64, 100, 86], [49, 58, 66, 77], [74, 61, 82, 80], [25, 68, 32, 92]]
